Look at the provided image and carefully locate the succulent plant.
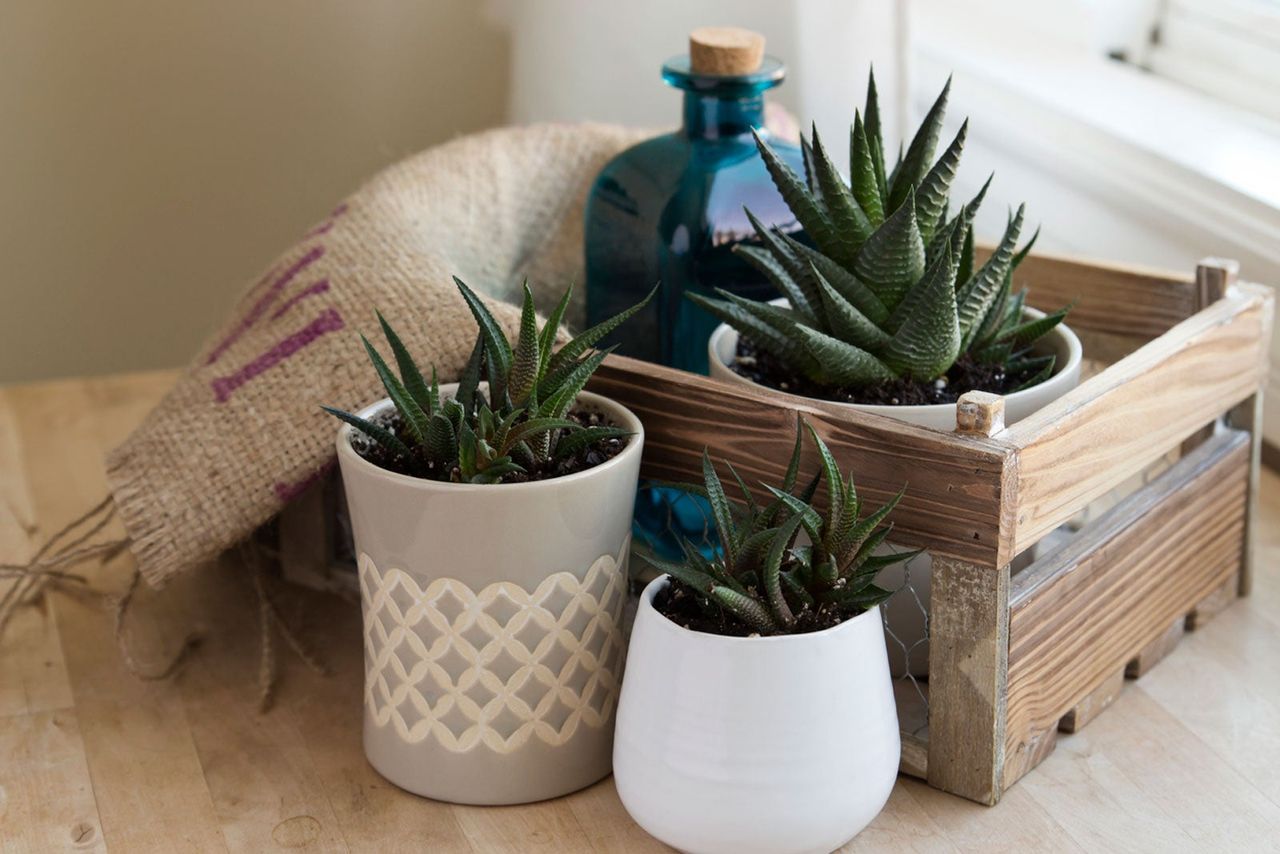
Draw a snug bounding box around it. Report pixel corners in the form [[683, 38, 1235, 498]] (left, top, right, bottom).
[[688, 71, 1067, 392], [325, 278, 653, 484], [643, 416, 916, 635]]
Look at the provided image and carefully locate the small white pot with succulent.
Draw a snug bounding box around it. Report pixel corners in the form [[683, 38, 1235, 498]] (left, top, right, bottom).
[[614, 418, 906, 854], [694, 73, 1082, 674], [327, 280, 651, 805]]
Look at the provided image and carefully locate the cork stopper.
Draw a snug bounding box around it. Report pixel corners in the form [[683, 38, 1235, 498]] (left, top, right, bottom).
[[689, 27, 765, 75]]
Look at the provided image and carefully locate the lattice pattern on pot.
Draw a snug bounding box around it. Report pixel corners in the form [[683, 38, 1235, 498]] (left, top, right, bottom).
[[360, 541, 628, 753]]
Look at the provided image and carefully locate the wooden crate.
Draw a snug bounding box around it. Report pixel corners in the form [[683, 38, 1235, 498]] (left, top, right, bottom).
[[583, 254, 1273, 805]]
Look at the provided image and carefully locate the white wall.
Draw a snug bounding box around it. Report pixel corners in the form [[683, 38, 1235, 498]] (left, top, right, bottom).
[[493, 0, 906, 151], [0, 1, 509, 383]]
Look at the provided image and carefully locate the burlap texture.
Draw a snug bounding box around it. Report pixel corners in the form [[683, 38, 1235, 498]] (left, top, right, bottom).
[[106, 123, 646, 587]]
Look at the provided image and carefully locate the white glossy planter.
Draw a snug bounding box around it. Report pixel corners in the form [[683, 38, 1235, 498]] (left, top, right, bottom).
[[614, 576, 900, 854], [708, 311, 1083, 676], [336, 386, 643, 805]]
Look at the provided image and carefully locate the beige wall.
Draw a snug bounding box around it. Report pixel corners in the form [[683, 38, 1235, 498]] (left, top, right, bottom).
[[0, 1, 509, 383]]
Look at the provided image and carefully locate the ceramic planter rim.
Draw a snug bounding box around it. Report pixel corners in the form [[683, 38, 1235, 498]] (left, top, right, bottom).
[[638, 574, 882, 646], [334, 386, 645, 494], [707, 301, 1084, 417]]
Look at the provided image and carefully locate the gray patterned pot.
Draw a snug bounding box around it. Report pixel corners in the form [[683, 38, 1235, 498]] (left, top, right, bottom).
[[335, 387, 642, 805]]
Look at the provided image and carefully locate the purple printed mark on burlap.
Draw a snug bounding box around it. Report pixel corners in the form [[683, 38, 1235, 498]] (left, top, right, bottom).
[[304, 202, 349, 238], [205, 246, 326, 366], [273, 459, 336, 504], [211, 308, 345, 403], [269, 279, 331, 321]]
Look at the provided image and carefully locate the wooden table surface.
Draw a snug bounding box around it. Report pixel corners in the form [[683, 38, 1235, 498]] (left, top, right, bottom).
[[3, 369, 1280, 853]]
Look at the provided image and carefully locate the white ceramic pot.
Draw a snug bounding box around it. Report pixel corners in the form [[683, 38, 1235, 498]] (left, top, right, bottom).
[[614, 576, 900, 854], [336, 386, 643, 805], [708, 309, 1083, 676]]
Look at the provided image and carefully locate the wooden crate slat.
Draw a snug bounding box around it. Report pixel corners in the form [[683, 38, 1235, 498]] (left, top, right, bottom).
[[1002, 430, 1249, 790], [978, 246, 1198, 340], [1004, 287, 1270, 554], [589, 356, 1014, 566]]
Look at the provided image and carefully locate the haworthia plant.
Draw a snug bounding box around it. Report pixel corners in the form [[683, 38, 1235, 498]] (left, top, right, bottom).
[[643, 416, 916, 635], [688, 71, 1068, 391], [325, 279, 654, 484]]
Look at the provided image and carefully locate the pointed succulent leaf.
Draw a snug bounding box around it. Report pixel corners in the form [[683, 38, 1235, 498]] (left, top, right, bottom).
[[323, 407, 412, 460], [686, 292, 821, 378], [958, 205, 1025, 350], [914, 120, 967, 243], [842, 524, 896, 582], [702, 450, 739, 570], [745, 209, 824, 317], [470, 458, 526, 484], [762, 485, 824, 548], [864, 68, 890, 210], [453, 276, 512, 380], [538, 284, 573, 376], [456, 419, 477, 480], [508, 283, 542, 407], [854, 188, 926, 311], [762, 511, 805, 626], [505, 417, 577, 450], [711, 586, 779, 633], [786, 239, 889, 324], [733, 244, 820, 326], [361, 335, 429, 444], [780, 571, 816, 610], [795, 325, 896, 386], [888, 76, 952, 211], [640, 554, 718, 594], [957, 225, 976, 292], [809, 125, 872, 263], [1014, 356, 1056, 391], [882, 246, 961, 378], [425, 412, 457, 465], [810, 262, 892, 353], [822, 583, 892, 611], [800, 135, 823, 202], [803, 420, 846, 541], [837, 486, 906, 564], [724, 460, 759, 516], [538, 347, 611, 419], [545, 284, 655, 378], [849, 113, 885, 226], [997, 307, 1068, 350], [376, 312, 433, 415], [751, 128, 837, 255]]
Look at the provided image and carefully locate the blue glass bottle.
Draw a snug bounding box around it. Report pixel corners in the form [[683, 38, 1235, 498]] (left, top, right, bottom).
[[584, 53, 806, 374], [584, 49, 806, 558]]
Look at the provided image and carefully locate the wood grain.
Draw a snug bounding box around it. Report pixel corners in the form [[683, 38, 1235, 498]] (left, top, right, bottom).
[[590, 355, 1015, 566], [926, 557, 1009, 805], [1058, 667, 1124, 734], [980, 246, 1199, 340], [1003, 430, 1250, 791], [1006, 287, 1270, 554]]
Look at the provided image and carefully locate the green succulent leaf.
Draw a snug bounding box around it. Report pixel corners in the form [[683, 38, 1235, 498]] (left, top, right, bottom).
[[538, 283, 573, 377], [809, 262, 892, 353], [786, 239, 889, 325], [914, 120, 967, 243], [854, 188, 926, 312], [702, 450, 739, 570], [453, 276, 512, 380], [508, 283, 542, 407], [553, 426, 629, 460], [882, 246, 961, 378], [686, 292, 820, 378], [762, 511, 806, 627], [997, 307, 1068, 350], [888, 75, 951, 211], [795, 325, 896, 386], [545, 284, 655, 379], [376, 312, 433, 415], [323, 406, 412, 460], [361, 334, 430, 444], [734, 244, 821, 327], [863, 68, 890, 210], [752, 128, 837, 258], [711, 585, 779, 633], [849, 113, 885, 226], [425, 412, 457, 464], [958, 205, 1025, 350], [809, 125, 872, 264]]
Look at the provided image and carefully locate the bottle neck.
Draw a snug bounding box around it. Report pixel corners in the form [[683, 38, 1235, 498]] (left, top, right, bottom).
[[682, 91, 765, 140]]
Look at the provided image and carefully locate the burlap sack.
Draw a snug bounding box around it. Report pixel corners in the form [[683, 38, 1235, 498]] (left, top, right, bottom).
[[105, 123, 646, 588]]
